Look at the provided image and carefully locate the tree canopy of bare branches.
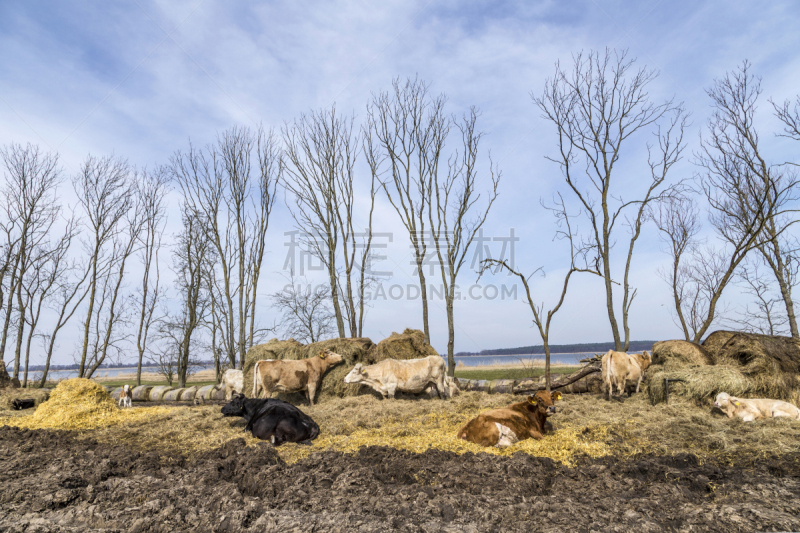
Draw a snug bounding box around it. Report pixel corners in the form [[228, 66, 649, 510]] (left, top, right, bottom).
[[533, 48, 687, 351], [366, 78, 449, 344], [272, 272, 336, 344], [429, 108, 500, 376], [282, 105, 375, 339]]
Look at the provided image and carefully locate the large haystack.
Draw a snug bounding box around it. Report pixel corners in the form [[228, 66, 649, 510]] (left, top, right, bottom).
[[365, 328, 438, 364], [242, 329, 440, 403], [647, 331, 800, 404], [28, 378, 117, 429], [651, 340, 714, 369]]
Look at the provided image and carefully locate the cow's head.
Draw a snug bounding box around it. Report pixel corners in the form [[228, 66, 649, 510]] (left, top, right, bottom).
[[526, 390, 562, 417], [343, 363, 367, 384], [319, 349, 344, 365], [221, 392, 247, 417], [713, 392, 740, 410], [122, 384, 131, 394], [639, 350, 652, 371]]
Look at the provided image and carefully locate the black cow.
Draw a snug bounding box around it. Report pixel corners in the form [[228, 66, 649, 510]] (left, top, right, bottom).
[[221, 393, 320, 446]]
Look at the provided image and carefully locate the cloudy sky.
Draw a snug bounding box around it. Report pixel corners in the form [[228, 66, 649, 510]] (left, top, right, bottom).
[[1, 1, 799, 364]]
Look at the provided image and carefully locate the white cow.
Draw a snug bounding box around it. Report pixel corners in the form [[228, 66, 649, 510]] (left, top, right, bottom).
[[714, 392, 800, 422], [344, 355, 449, 399], [220, 369, 244, 400], [601, 350, 652, 400], [118, 384, 132, 408]]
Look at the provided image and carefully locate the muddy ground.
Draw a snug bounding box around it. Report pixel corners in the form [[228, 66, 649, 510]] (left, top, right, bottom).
[[1, 426, 799, 532]]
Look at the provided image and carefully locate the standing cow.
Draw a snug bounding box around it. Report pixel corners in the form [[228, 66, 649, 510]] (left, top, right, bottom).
[[220, 369, 244, 400], [601, 350, 651, 400], [252, 350, 343, 404], [343, 355, 449, 399]]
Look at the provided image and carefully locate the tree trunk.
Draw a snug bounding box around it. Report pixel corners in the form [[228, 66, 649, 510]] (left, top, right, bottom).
[[416, 255, 430, 344], [514, 362, 602, 394], [446, 281, 455, 378]]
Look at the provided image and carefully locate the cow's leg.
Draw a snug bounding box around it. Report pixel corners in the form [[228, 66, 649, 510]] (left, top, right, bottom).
[[387, 384, 397, 399], [435, 374, 447, 399], [635, 376, 643, 394], [307, 383, 317, 405]]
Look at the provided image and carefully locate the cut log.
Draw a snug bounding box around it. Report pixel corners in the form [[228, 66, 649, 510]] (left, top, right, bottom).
[[513, 363, 602, 394]]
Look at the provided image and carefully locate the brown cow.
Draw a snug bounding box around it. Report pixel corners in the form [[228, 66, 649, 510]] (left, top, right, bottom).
[[601, 350, 652, 400], [457, 390, 562, 448], [252, 349, 343, 404]]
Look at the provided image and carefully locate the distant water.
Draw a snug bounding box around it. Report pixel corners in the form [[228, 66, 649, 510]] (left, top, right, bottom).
[[42, 366, 217, 381], [450, 353, 592, 367]]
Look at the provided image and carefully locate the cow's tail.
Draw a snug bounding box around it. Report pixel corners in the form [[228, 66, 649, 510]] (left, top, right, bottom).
[[252, 361, 261, 398]]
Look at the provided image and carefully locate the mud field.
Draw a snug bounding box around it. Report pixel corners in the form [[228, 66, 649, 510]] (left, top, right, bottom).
[[1, 426, 799, 532]]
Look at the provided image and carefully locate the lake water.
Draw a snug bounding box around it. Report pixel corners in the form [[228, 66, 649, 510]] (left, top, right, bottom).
[[36, 352, 593, 380]]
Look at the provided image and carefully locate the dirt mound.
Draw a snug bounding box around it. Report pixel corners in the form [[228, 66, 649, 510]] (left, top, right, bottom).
[[242, 329, 438, 402], [651, 340, 714, 369], [1, 426, 799, 532]]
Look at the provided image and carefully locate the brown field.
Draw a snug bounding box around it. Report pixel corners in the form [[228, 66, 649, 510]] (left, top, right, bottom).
[[1, 384, 800, 531]]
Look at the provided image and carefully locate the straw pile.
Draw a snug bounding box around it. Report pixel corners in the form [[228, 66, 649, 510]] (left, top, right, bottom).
[[0, 387, 51, 411], [242, 329, 440, 402], [646, 331, 800, 404], [0, 378, 176, 431]]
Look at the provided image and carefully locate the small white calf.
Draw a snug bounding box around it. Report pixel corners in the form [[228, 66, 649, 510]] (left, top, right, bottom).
[[714, 392, 800, 422], [118, 384, 132, 408]]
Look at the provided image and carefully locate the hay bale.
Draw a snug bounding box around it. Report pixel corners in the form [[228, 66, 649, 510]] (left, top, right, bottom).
[[196, 385, 217, 400], [652, 340, 714, 369], [712, 332, 800, 376], [701, 330, 736, 357], [180, 386, 198, 401], [365, 329, 438, 364], [131, 386, 153, 402], [149, 386, 174, 401], [647, 366, 751, 405], [27, 378, 117, 429], [163, 389, 185, 401]]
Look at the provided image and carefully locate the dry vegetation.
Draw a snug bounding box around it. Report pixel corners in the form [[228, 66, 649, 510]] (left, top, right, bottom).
[[3, 378, 799, 469]]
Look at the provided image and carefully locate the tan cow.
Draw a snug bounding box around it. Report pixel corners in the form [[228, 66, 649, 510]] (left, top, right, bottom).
[[220, 369, 244, 400], [601, 350, 652, 400], [252, 350, 343, 404], [457, 390, 562, 448], [714, 392, 800, 422], [343, 355, 448, 399]]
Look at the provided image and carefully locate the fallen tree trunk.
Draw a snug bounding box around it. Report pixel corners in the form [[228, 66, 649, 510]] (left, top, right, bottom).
[[513, 363, 602, 394]]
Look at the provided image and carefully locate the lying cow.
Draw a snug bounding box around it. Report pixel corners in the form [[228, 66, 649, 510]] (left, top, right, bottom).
[[714, 392, 800, 422], [221, 393, 320, 445], [252, 350, 343, 404], [458, 390, 563, 448], [118, 384, 132, 408], [343, 355, 449, 399], [601, 350, 652, 400], [220, 369, 244, 400], [11, 398, 36, 410]]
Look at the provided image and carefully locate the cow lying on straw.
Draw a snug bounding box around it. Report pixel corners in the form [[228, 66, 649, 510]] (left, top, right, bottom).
[[343, 355, 449, 399], [221, 393, 320, 445], [714, 392, 800, 422], [457, 390, 562, 448]]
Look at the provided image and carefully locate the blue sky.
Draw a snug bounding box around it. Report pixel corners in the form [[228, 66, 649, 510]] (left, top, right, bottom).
[[2, 1, 800, 363]]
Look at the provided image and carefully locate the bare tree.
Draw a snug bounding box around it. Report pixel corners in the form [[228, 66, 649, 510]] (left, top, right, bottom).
[[428, 108, 500, 377], [0, 143, 61, 380], [172, 210, 210, 388], [272, 271, 336, 344], [134, 169, 169, 385], [20, 218, 79, 387], [480, 194, 599, 390], [726, 260, 790, 336], [689, 61, 800, 342], [533, 48, 687, 351], [283, 106, 374, 338], [73, 155, 133, 377], [366, 78, 449, 344], [172, 125, 279, 369]]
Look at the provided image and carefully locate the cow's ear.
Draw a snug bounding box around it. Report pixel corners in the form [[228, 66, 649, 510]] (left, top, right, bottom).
[[319, 351, 327, 359], [552, 391, 562, 401], [734, 400, 740, 406], [528, 396, 537, 406], [360, 367, 367, 375]]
